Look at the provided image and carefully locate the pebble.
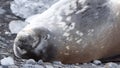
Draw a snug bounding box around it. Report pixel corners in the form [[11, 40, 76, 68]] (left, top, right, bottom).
[[21, 64, 35, 68], [52, 61, 62, 65], [93, 60, 102, 65], [5, 31, 11, 36], [105, 62, 119, 68], [0, 7, 6, 14], [37, 60, 44, 65], [8, 65, 19, 68], [0, 57, 14, 65], [25, 59, 36, 64], [9, 20, 27, 33], [5, 31, 10, 35], [34, 65, 44, 68], [45, 65, 54, 68]]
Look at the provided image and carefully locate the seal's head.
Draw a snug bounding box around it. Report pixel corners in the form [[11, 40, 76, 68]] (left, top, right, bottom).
[[13, 28, 56, 61]]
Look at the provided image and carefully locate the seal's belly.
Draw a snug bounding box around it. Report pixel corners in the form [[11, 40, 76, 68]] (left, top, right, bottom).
[[53, 21, 120, 63]]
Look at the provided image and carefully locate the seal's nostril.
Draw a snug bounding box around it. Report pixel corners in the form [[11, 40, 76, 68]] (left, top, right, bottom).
[[44, 35, 48, 40], [19, 39, 26, 45]]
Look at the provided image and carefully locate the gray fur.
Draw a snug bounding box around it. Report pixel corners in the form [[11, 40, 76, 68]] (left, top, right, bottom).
[[14, 0, 120, 63]]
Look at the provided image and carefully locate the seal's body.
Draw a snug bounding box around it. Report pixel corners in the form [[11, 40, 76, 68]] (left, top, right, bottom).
[[14, 0, 120, 64]]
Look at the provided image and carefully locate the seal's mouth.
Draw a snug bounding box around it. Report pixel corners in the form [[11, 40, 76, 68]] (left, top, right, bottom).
[[17, 46, 27, 55]]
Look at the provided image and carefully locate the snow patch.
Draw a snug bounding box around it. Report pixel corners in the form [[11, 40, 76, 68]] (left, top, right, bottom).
[[66, 46, 70, 50], [76, 39, 82, 44], [76, 31, 84, 37]]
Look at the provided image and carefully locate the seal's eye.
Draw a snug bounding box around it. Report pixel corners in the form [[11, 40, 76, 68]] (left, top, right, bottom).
[[42, 34, 50, 40], [47, 34, 50, 39]]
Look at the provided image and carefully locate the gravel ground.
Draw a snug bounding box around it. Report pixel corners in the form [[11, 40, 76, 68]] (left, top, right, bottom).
[[0, 0, 120, 68], [0, 0, 19, 59]]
